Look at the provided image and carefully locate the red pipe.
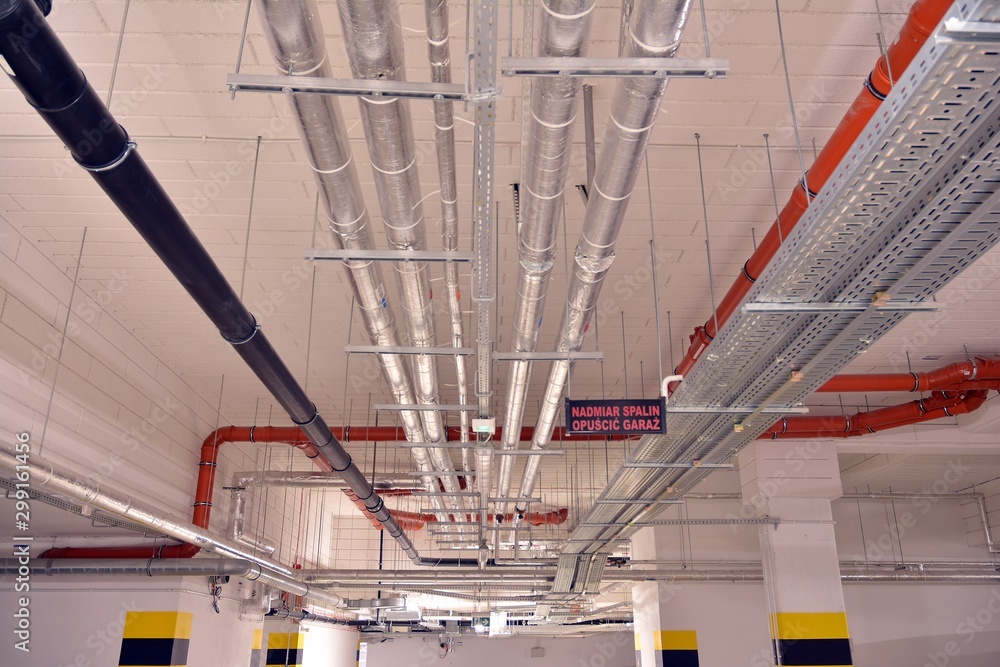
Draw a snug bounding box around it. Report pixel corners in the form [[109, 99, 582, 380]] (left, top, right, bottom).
[[761, 390, 991, 439], [384, 508, 570, 531], [672, 0, 953, 391], [817, 357, 1000, 394], [43, 426, 343, 559], [48, 354, 994, 556]]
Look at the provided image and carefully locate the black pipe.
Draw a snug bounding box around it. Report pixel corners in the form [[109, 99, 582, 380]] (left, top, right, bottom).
[[0, 0, 419, 563]]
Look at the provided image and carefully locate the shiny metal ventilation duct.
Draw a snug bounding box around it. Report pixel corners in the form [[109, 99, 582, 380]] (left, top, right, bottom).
[[334, 0, 461, 502], [0, 446, 342, 607], [255, 0, 450, 513], [496, 0, 595, 517], [424, 0, 473, 474], [515, 0, 693, 510], [0, 558, 343, 607]]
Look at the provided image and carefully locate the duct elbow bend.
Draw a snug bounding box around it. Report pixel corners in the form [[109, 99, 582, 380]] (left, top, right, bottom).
[[661, 374, 683, 398]]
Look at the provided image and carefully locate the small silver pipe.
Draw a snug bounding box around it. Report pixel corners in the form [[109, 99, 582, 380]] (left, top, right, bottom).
[[0, 445, 299, 576], [231, 471, 420, 490], [0, 558, 343, 608]]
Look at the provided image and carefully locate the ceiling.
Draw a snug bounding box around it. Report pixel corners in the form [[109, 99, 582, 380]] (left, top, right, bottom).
[[1, 0, 999, 584]]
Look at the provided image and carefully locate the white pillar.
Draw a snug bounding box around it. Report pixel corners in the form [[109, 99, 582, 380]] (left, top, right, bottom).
[[739, 440, 853, 667]]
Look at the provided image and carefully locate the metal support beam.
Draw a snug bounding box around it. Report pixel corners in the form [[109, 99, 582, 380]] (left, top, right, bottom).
[[621, 462, 733, 469], [939, 18, 1000, 44], [395, 442, 562, 456], [594, 499, 684, 505], [583, 83, 596, 197], [374, 404, 478, 412], [579, 517, 776, 527], [501, 57, 729, 78], [743, 301, 943, 313], [346, 345, 475, 356], [226, 72, 469, 101], [306, 248, 476, 262], [665, 406, 809, 414], [493, 351, 604, 361], [414, 492, 481, 498], [472, 0, 498, 422]]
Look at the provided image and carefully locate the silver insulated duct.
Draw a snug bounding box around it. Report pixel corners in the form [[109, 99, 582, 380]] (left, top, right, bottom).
[[255, 0, 449, 509], [516, 0, 692, 510], [496, 0, 595, 516], [424, 0, 472, 473], [335, 0, 461, 501], [0, 445, 343, 608]]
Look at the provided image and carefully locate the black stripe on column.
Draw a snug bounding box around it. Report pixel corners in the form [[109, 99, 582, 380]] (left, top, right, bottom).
[[774, 638, 852, 666], [119, 638, 190, 666], [266, 648, 304, 666], [659, 649, 699, 667]]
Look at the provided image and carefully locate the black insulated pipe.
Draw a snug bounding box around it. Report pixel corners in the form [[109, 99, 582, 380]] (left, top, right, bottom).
[[0, 0, 419, 564]]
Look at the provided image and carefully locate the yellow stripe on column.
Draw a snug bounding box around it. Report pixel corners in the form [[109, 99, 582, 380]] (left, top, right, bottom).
[[654, 631, 698, 651], [123, 612, 193, 639], [250, 629, 263, 667], [770, 612, 850, 640], [654, 630, 699, 667], [266, 632, 305, 667], [769, 612, 852, 667], [119, 611, 193, 667]]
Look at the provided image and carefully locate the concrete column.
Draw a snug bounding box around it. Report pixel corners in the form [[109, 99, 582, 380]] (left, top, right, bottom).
[[739, 440, 853, 667], [631, 526, 703, 667]]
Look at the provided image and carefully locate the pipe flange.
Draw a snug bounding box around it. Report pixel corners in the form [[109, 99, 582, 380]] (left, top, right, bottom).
[[223, 324, 260, 346], [865, 73, 888, 101], [75, 140, 136, 173]]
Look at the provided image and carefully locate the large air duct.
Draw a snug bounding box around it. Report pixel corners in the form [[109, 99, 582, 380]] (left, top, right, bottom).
[[515, 0, 693, 511], [254, 0, 448, 516], [334, 0, 450, 449], [496, 0, 595, 517], [0, 0, 418, 563]]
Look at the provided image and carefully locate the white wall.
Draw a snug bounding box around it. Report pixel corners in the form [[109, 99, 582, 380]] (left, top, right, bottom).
[[366, 633, 635, 667], [626, 490, 1000, 666], [303, 622, 359, 667], [0, 576, 258, 666], [0, 218, 341, 560]]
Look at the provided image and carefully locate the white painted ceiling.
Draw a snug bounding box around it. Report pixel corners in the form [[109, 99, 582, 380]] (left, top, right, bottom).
[[1, 0, 999, 536]]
